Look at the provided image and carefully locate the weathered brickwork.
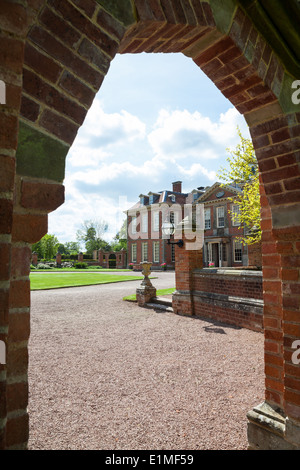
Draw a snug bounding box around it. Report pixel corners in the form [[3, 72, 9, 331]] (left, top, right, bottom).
[[0, 0, 299, 450]]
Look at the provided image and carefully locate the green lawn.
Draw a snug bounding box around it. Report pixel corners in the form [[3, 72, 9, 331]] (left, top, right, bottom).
[[30, 272, 145, 290], [123, 287, 175, 302], [31, 268, 131, 272]]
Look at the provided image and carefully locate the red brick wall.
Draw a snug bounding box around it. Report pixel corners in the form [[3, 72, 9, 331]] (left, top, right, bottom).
[[194, 269, 263, 300], [192, 268, 263, 332], [0, 0, 299, 450]]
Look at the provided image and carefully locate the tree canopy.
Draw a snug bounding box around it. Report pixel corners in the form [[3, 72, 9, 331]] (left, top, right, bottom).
[[32, 234, 59, 259], [76, 219, 109, 254], [217, 128, 261, 245]]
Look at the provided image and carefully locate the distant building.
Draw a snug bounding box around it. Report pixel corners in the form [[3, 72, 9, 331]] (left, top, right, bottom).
[[193, 181, 250, 267], [125, 181, 261, 269], [125, 181, 187, 270]]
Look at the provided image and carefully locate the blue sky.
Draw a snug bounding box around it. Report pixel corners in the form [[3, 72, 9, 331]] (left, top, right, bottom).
[[48, 52, 251, 244]]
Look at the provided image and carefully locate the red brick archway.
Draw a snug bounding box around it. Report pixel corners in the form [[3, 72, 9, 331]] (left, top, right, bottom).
[[0, 0, 299, 449]]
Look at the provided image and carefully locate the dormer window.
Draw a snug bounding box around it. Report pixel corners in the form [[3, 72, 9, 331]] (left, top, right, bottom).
[[170, 195, 176, 202]]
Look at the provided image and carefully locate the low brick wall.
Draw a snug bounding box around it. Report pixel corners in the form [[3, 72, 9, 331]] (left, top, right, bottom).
[[173, 268, 263, 332]]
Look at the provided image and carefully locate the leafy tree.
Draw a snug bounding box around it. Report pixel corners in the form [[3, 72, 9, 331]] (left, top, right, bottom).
[[57, 243, 67, 254], [32, 234, 60, 260], [64, 241, 80, 255], [111, 218, 127, 251], [217, 128, 261, 245], [76, 219, 109, 254]]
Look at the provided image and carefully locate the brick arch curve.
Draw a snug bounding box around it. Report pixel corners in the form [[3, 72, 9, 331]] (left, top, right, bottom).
[[1, 0, 299, 450]]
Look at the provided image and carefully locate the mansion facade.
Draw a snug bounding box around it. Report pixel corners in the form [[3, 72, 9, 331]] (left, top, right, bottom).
[[125, 181, 261, 270]]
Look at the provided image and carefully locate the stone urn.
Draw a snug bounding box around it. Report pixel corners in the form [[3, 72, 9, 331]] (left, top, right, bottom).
[[136, 262, 156, 306], [141, 261, 153, 286]]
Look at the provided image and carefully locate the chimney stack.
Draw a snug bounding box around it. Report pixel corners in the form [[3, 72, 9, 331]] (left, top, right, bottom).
[[172, 181, 182, 193]]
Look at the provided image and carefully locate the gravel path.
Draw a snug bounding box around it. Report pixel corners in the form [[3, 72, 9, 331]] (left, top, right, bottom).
[[28, 272, 265, 450]]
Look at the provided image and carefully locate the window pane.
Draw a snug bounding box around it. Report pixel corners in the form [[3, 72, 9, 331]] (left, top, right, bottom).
[[142, 213, 148, 233], [171, 244, 175, 262], [234, 241, 242, 262], [142, 243, 148, 262], [131, 216, 137, 234], [153, 242, 159, 263], [232, 204, 241, 226], [132, 244, 137, 262], [153, 212, 159, 231], [205, 209, 211, 229], [217, 207, 225, 227]]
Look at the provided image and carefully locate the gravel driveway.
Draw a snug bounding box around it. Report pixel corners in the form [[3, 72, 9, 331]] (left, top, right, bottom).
[[28, 272, 264, 450]]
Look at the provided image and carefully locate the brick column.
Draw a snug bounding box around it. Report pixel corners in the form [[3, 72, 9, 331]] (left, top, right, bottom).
[[0, 0, 30, 449], [246, 110, 300, 449], [31, 252, 38, 266], [98, 249, 104, 266], [56, 252, 62, 267], [172, 234, 203, 317]]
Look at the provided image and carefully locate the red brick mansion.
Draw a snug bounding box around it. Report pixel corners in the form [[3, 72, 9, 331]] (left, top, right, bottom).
[[125, 181, 261, 270]]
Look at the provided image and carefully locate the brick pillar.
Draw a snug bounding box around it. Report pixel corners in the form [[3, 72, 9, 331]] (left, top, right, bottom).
[[172, 233, 203, 317], [78, 252, 83, 262], [246, 111, 300, 449], [98, 250, 104, 266], [31, 252, 38, 266], [56, 252, 62, 267], [0, 0, 29, 450]]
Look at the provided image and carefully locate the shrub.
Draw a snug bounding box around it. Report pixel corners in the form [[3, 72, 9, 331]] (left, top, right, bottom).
[[61, 262, 73, 268], [74, 262, 88, 269], [37, 263, 54, 270]]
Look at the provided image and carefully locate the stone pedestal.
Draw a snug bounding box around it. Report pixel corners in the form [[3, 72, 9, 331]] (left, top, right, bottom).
[[247, 401, 300, 450], [136, 262, 156, 307]]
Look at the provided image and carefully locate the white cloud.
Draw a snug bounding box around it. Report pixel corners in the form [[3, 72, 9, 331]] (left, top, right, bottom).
[[67, 99, 146, 167], [148, 107, 249, 161], [176, 163, 216, 182], [49, 98, 250, 244]]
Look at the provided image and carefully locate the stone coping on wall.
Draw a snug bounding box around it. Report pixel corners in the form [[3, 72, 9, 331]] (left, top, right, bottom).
[[173, 266, 264, 332], [194, 267, 263, 277]]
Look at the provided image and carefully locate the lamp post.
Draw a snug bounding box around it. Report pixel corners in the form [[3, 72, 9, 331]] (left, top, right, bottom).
[[162, 221, 184, 248]]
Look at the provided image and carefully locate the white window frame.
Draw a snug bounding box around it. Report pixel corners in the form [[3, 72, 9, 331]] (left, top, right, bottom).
[[153, 212, 159, 232], [131, 243, 137, 263], [204, 208, 211, 229], [234, 240, 243, 262], [153, 241, 160, 263], [131, 216, 137, 235], [217, 206, 225, 228], [231, 204, 241, 226], [142, 242, 148, 262], [141, 212, 148, 233]]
